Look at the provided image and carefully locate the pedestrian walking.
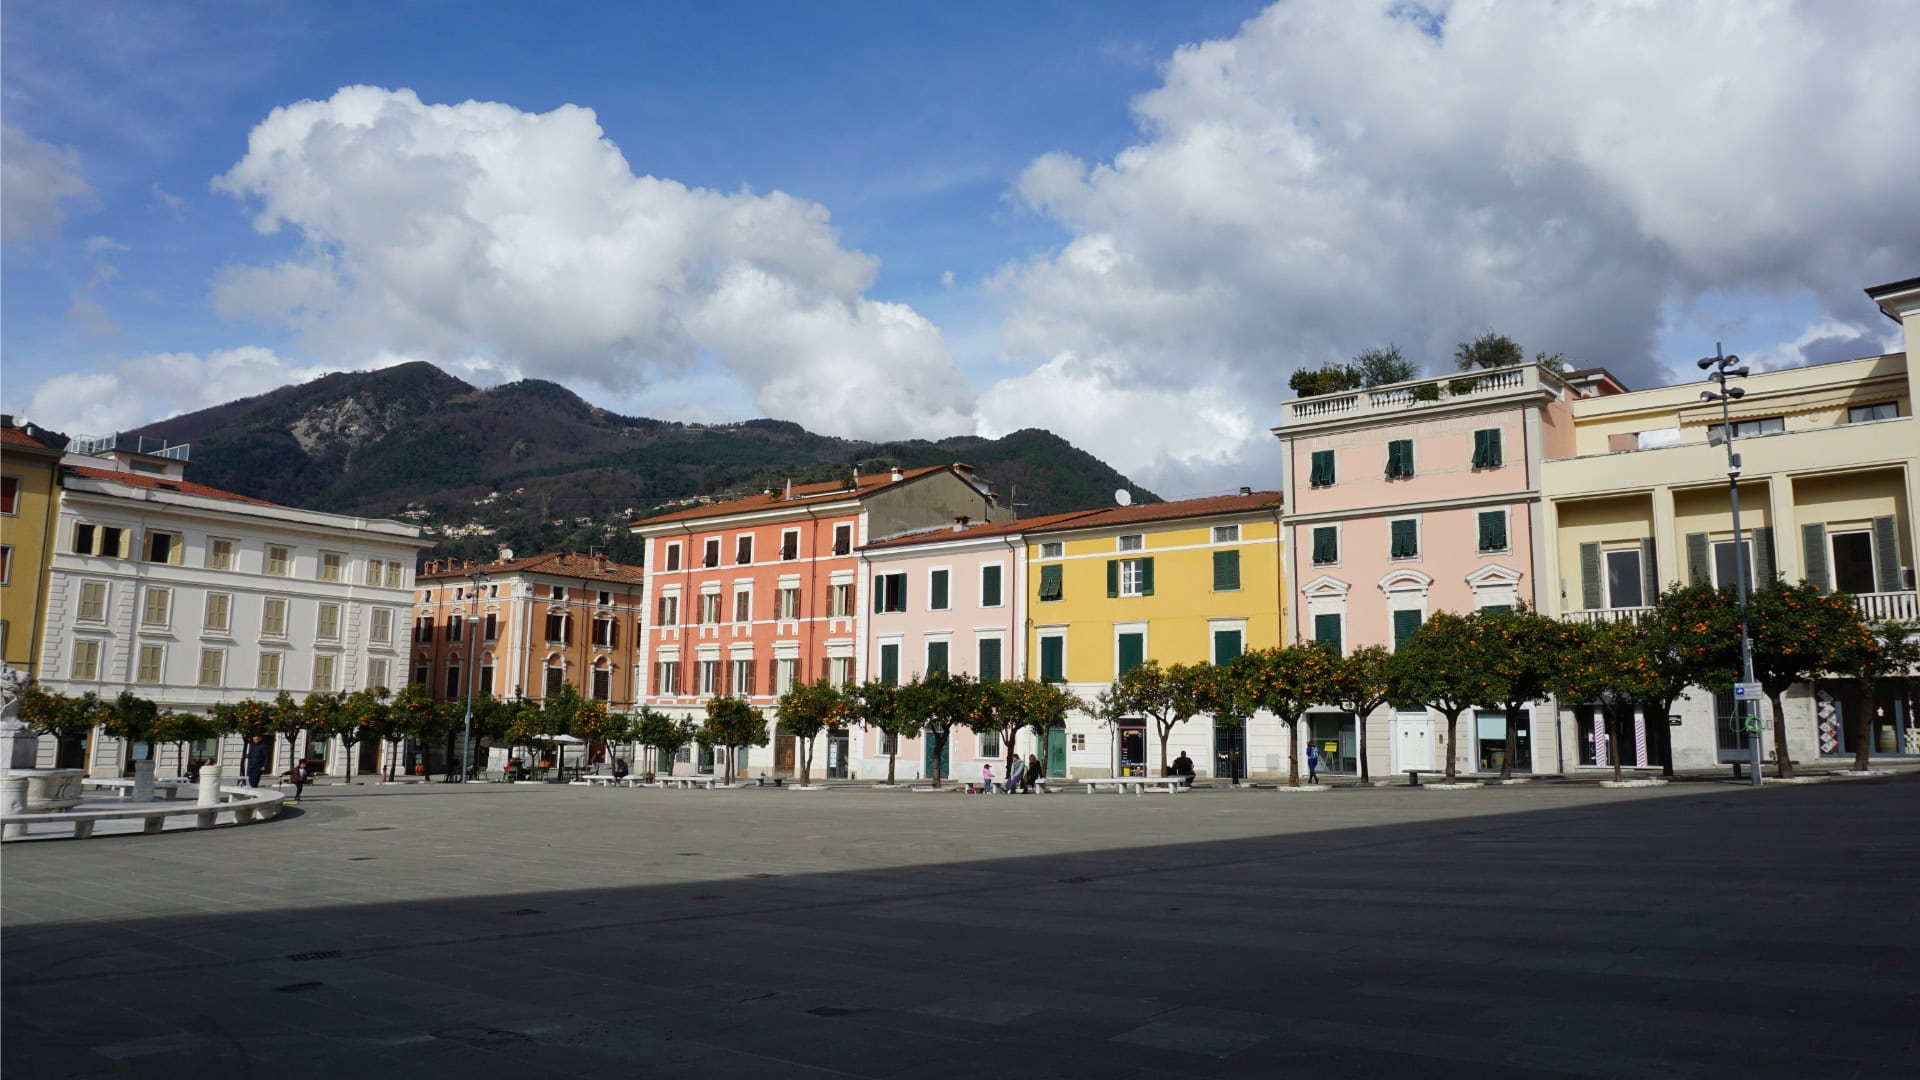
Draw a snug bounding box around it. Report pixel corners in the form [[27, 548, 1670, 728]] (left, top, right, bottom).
[[286, 759, 309, 800], [1306, 743, 1320, 785], [245, 734, 270, 788], [981, 762, 993, 795]]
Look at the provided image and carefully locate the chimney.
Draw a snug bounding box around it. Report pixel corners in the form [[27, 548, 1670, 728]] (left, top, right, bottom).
[[951, 515, 970, 532], [952, 462, 974, 477], [784, 478, 793, 500], [852, 464, 860, 488], [595, 553, 609, 569], [1239, 486, 1252, 496], [890, 466, 904, 483]]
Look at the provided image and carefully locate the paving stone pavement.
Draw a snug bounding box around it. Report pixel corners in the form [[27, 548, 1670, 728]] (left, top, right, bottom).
[[4, 777, 1917, 1078]]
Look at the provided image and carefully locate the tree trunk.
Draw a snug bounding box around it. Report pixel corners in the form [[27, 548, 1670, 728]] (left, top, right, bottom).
[[931, 731, 945, 785], [1500, 704, 1517, 781], [1357, 706, 1371, 782], [799, 736, 812, 787], [1609, 710, 1623, 783], [1287, 718, 1300, 787], [1852, 686, 1872, 773], [340, 738, 357, 784], [886, 748, 897, 785], [1769, 691, 1792, 778], [1158, 722, 1172, 777], [1444, 712, 1459, 781]]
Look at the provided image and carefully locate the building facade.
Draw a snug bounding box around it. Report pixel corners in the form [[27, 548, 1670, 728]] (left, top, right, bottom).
[[1, 418, 65, 682]]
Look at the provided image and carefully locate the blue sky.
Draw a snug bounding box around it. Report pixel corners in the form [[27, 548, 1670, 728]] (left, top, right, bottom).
[[5, 1, 1915, 498]]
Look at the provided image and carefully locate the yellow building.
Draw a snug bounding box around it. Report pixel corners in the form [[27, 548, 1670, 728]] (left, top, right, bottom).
[[1023, 490, 1284, 779], [1541, 276, 1920, 771], [1, 419, 65, 679]]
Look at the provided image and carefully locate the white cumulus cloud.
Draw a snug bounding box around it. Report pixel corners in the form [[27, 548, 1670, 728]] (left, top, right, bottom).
[[208, 85, 975, 441], [25, 347, 335, 435], [2, 124, 92, 247]]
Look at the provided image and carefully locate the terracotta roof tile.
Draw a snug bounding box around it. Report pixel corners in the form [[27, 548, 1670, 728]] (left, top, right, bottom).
[[630, 465, 954, 528], [420, 551, 645, 585], [1026, 490, 1283, 533], [860, 509, 1104, 552], [2, 426, 58, 451], [63, 464, 278, 506]]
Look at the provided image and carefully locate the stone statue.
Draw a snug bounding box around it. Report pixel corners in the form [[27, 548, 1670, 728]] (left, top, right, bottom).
[[1, 664, 39, 770], [0, 663, 28, 720]]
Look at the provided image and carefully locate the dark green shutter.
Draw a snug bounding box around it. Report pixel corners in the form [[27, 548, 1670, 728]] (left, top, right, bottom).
[[1639, 538, 1658, 603], [1471, 429, 1488, 468], [1478, 511, 1506, 553], [874, 575, 884, 613], [1391, 519, 1417, 559], [1106, 559, 1119, 598], [1117, 633, 1144, 676], [1580, 542, 1602, 609], [1801, 523, 1829, 592], [930, 569, 949, 611], [1213, 629, 1242, 664], [1392, 609, 1421, 652], [1685, 533, 1711, 585], [1313, 527, 1337, 565], [1040, 636, 1064, 682], [1039, 563, 1063, 601], [1872, 516, 1900, 592], [978, 638, 1001, 682], [1752, 526, 1775, 586], [982, 565, 1002, 607], [880, 644, 899, 686], [1386, 439, 1414, 478], [927, 641, 948, 675], [1310, 449, 1335, 487], [1212, 549, 1240, 591], [1476, 428, 1502, 468], [1139, 557, 1155, 596], [1313, 614, 1342, 656]]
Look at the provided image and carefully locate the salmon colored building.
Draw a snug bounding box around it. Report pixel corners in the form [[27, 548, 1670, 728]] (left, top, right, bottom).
[[630, 465, 1006, 778]]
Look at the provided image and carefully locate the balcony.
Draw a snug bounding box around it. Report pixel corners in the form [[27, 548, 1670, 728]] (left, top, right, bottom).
[[1280, 364, 1565, 431], [1856, 592, 1918, 622], [1561, 606, 1652, 624]]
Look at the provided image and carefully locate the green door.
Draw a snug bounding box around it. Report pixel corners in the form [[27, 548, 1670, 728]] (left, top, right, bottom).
[[922, 731, 950, 780], [1046, 726, 1068, 778]]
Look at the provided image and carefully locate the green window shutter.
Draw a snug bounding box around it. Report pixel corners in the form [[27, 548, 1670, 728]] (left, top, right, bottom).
[[1483, 604, 1512, 614], [1486, 428, 1503, 468], [1140, 557, 1155, 596], [1471, 429, 1488, 469], [1800, 523, 1829, 592], [1039, 563, 1063, 601], [1040, 637, 1064, 683], [1391, 519, 1417, 559], [1685, 533, 1711, 585], [1872, 516, 1901, 593], [1752, 526, 1775, 586], [930, 570, 949, 611], [927, 641, 948, 675], [874, 575, 885, 613], [1106, 559, 1119, 598], [982, 565, 1002, 607], [1392, 609, 1421, 652], [880, 644, 899, 686], [1310, 450, 1335, 487], [1639, 538, 1658, 603], [1313, 613, 1342, 656], [1478, 511, 1507, 553], [1580, 541, 1602, 609], [1117, 633, 1144, 676], [1313, 527, 1338, 565], [1386, 439, 1414, 478], [1213, 629, 1242, 664], [978, 638, 1001, 682], [1212, 549, 1240, 591]]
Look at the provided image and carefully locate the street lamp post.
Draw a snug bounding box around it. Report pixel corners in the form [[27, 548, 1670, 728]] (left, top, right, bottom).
[[1699, 345, 1763, 788], [460, 570, 489, 782]]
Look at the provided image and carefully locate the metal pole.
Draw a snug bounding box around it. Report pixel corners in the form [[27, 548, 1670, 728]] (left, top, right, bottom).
[[460, 572, 485, 782], [1706, 344, 1763, 788]]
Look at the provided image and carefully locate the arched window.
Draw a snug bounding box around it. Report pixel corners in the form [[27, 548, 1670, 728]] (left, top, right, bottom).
[[544, 654, 566, 697], [591, 656, 613, 701]]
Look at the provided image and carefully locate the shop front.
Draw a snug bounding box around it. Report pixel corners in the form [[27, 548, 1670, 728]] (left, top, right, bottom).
[[1117, 722, 1147, 777], [1475, 708, 1532, 773], [1818, 679, 1918, 759], [1306, 711, 1357, 774]]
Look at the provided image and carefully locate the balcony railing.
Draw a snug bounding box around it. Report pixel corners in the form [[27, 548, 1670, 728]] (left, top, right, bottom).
[[1856, 591, 1918, 622], [1561, 606, 1652, 624], [1283, 364, 1564, 428]]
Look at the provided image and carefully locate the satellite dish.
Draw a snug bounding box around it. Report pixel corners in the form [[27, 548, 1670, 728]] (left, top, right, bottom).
[[1114, 489, 1133, 507], [499, 548, 515, 562]]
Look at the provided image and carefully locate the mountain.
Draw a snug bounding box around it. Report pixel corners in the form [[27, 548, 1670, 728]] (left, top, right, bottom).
[[131, 362, 1158, 560]]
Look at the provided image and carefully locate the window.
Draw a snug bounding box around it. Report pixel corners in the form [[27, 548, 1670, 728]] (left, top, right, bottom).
[[545, 664, 565, 696], [1848, 402, 1898, 424], [1390, 518, 1419, 560], [69, 639, 101, 680], [879, 643, 901, 686], [1109, 557, 1154, 598], [874, 572, 907, 613], [204, 592, 232, 633], [1118, 534, 1144, 552], [314, 655, 337, 692], [0, 546, 8, 585], [1212, 549, 1241, 592], [929, 568, 950, 611], [144, 530, 181, 564], [317, 603, 342, 641], [1212, 628, 1243, 665], [385, 562, 404, 588], [1313, 613, 1343, 656], [136, 644, 163, 683], [368, 659, 390, 689], [781, 530, 799, 560], [77, 581, 108, 622], [733, 591, 751, 623], [699, 538, 719, 569], [1212, 524, 1241, 544], [1707, 416, 1784, 441], [365, 559, 382, 586], [925, 640, 949, 675], [320, 551, 344, 582], [1830, 531, 1878, 595], [1038, 564, 1064, 602], [1712, 539, 1753, 595], [369, 608, 393, 645], [980, 729, 1001, 758], [1605, 549, 1645, 609], [880, 732, 898, 755], [1071, 733, 1087, 752], [593, 617, 615, 646], [545, 612, 569, 643], [1312, 526, 1338, 565], [656, 660, 680, 695], [978, 638, 1002, 682], [256, 652, 282, 690], [141, 586, 171, 628], [1040, 541, 1063, 559], [413, 664, 429, 687], [776, 586, 800, 620], [551, 586, 567, 601], [736, 535, 753, 564], [1116, 631, 1145, 677], [833, 524, 853, 556], [731, 658, 755, 697], [0, 476, 15, 514], [664, 543, 681, 571], [597, 590, 612, 607], [71, 523, 126, 557], [828, 656, 852, 686], [699, 593, 722, 625], [1039, 635, 1065, 683], [829, 582, 852, 617], [447, 613, 463, 642], [592, 666, 611, 701], [198, 648, 225, 688], [483, 612, 498, 641], [1385, 439, 1415, 479], [1476, 511, 1508, 554], [1472, 428, 1503, 469], [197, 538, 232, 571], [263, 598, 288, 637], [658, 594, 679, 625], [1309, 449, 1336, 488], [1391, 609, 1421, 653], [267, 545, 290, 577], [980, 564, 1004, 608]]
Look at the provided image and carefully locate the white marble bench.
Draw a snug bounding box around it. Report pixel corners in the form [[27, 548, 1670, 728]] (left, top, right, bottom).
[[1080, 777, 1187, 795]]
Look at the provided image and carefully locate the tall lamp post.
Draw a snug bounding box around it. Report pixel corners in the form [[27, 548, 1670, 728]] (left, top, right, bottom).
[[460, 570, 490, 782], [1699, 345, 1763, 788]]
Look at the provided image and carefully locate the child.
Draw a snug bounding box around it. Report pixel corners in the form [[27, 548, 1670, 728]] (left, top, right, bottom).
[[287, 759, 309, 800], [981, 762, 993, 795]]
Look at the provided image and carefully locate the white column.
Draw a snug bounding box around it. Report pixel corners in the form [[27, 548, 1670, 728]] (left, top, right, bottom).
[[1768, 479, 1800, 585], [196, 764, 225, 828]]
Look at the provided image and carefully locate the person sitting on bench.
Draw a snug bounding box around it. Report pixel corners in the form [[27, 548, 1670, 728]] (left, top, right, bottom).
[[1171, 751, 1196, 787]]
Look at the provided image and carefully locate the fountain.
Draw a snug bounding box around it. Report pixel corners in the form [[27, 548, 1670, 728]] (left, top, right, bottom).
[[0, 667, 85, 833]]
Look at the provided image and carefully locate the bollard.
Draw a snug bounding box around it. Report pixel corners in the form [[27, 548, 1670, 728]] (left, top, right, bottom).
[[196, 764, 224, 829], [132, 758, 156, 802], [2, 775, 28, 839]]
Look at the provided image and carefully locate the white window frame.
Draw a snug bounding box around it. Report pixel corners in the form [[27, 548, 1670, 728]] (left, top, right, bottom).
[[77, 580, 109, 623], [140, 586, 172, 629], [367, 658, 390, 690], [1117, 533, 1144, 553], [319, 550, 345, 583], [975, 631, 1006, 681], [1208, 618, 1248, 666], [1113, 622, 1147, 678], [1387, 515, 1423, 561], [266, 545, 291, 577], [1118, 558, 1145, 598], [663, 542, 682, 572], [1036, 628, 1068, 684], [733, 587, 752, 624], [832, 522, 853, 556], [777, 585, 801, 621], [979, 561, 1006, 609], [1476, 507, 1512, 555], [781, 528, 801, 561], [1310, 522, 1341, 567], [136, 643, 164, 684], [1828, 528, 1880, 595], [829, 580, 853, 618], [1212, 524, 1241, 544], [734, 533, 755, 565], [198, 647, 226, 688], [203, 591, 233, 635], [316, 602, 342, 642], [1710, 538, 1754, 592], [1039, 541, 1064, 559], [312, 655, 336, 692], [369, 607, 393, 645], [262, 597, 288, 638], [143, 529, 183, 565], [927, 566, 952, 612], [1602, 546, 1647, 610], [876, 572, 907, 614], [206, 537, 235, 571], [69, 638, 102, 680]]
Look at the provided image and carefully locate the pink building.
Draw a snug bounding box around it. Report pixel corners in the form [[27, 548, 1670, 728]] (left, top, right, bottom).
[[1274, 364, 1619, 776]]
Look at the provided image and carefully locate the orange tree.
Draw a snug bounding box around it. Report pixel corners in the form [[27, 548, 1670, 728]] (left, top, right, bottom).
[[152, 709, 219, 776], [263, 690, 307, 776], [391, 683, 452, 778], [777, 680, 851, 786], [569, 695, 625, 772], [1329, 645, 1394, 783], [701, 694, 769, 780], [900, 670, 979, 786], [1836, 620, 1918, 773], [20, 685, 110, 766], [846, 681, 914, 785], [1386, 611, 1490, 782], [1549, 617, 1666, 782], [996, 678, 1078, 779], [632, 706, 697, 776], [1470, 607, 1565, 781], [329, 687, 391, 784], [1107, 660, 1208, 778], [1193, 661, 1256, 784], [1747, 580, 1880, 779], [102, 691, 164, 764], [213, 697, 274, 745], [1234, 644, 1341, 787], [1635, 583, 1741, 776]]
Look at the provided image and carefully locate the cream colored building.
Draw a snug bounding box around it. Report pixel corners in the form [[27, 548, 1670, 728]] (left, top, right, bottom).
[[1541, 276, 1919, 770]]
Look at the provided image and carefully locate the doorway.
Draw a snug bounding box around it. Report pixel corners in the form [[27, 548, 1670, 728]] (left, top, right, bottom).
[[1392, 713, 1435, 773], [923, 731, 951, 780], [774, 733, 796, 776], [1213, 725, 1246, 782], [1307, 712, 1357, 773], [1045, 726, 1067, 778], [1118, 723, 1146, 776], [827, 727, 850, 779], [1475, 709, 1533, 773]]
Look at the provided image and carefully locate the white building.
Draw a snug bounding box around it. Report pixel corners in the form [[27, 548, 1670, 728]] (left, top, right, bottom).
[[36, 435, 428, 778]]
